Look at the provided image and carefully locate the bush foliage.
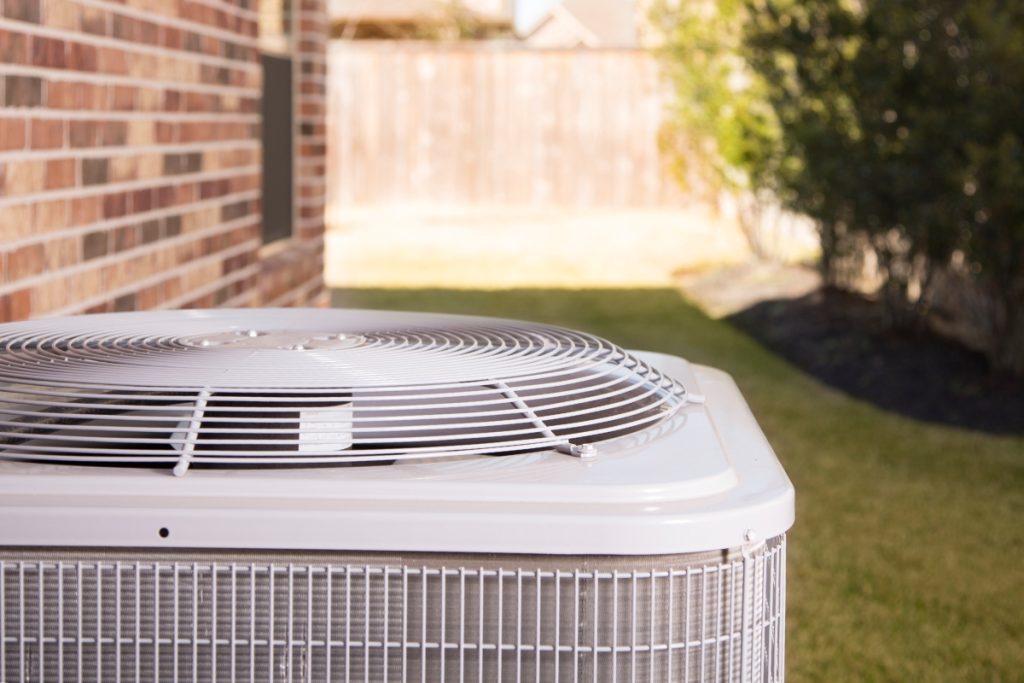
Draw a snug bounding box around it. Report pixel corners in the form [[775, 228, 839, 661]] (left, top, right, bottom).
[[656, 0, 1024, 372]]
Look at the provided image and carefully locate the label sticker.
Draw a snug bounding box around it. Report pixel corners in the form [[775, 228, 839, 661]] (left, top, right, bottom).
[[299, 405, 354, 452]]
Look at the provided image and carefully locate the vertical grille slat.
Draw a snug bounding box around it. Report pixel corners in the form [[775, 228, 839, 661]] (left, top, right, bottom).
[[1, 539, 785, 682]]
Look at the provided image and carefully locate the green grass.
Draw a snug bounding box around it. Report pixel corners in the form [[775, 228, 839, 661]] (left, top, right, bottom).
[[332, 287, 1024, 682]]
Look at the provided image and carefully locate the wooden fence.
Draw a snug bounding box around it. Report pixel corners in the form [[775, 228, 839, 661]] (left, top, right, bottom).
[[326, 42, 684, 211]]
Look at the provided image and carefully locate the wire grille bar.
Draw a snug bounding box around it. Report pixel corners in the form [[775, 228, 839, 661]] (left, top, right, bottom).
[[0, 538, 784, 682]]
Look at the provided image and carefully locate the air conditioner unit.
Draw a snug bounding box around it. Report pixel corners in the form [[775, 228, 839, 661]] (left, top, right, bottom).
[[0, 308, 794, 682]]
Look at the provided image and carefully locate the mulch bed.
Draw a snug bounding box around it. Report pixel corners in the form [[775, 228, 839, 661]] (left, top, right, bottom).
[[728, 287, 1024, 435]]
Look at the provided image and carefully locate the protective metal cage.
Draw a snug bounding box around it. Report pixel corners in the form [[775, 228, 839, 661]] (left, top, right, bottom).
[[0, 537, 785, 683], [0, 310, 689, 472]]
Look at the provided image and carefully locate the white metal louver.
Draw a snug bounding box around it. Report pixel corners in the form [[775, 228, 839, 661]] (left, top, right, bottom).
[[0, 308, 794, 682], [0, 309, 689, 474], [0, 542, 787, 683]]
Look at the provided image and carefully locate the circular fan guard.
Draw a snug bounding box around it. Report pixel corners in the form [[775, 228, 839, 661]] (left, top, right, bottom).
[[0, 309, 688, 473]]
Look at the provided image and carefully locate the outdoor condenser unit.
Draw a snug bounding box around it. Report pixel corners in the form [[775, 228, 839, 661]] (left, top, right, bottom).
[[0, 308, 794, 682]]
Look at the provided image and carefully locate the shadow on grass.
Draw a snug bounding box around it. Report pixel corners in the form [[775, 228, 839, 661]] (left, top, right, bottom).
[[332, 286, 1024, 683]]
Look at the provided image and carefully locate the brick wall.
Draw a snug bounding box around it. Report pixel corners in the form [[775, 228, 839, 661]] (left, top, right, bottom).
[[0, 0, 327, 322], [260, 0, 327, 308]]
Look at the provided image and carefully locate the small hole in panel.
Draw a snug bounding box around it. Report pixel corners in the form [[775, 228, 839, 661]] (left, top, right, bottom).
[[159, 527, 169, 538]]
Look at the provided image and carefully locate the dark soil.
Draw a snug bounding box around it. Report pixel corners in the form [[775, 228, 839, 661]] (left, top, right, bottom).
[[728, 288, 1024, 435]]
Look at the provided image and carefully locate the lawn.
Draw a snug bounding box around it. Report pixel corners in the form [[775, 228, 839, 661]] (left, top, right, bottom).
[[334, 287, 1024, 683]]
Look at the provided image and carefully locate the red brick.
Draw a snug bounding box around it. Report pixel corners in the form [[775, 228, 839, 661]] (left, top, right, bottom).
[[155, 122, 175, 144], [77, 83, 103, 109], [81, 157, 109, 185], [45, 158, 76, 189], [43, 82, 70, 109], [155, 186, 175, 208], [97, 47, 127, 75], [136, 282, 161, 309], [138, 20, 159, 45], [140, 219, 161, 244], [131, 188, 152, 213], [101, 121, 127, 146], [51, 83, 101, 111], [0, 30, 29, 64], [163, 90, 182, 111], [102, 192, 127, 218], [163, 151, 201, 175], [70, 196, 101, 224], [80, 7, 107, 36], [184, 31, 202, 53], [175, 184, 195, 204], [164, 214, 182, 237], [113, 293, 136, 312], [112, 225, 138, 252], [82, 231, 108, 260], [7, 289, 33, 321], [162, 27, 183, 50], [202, 35, 218, 57], [4, 75, 43, 107], [43, 236, 80, 270], [185, 92, 212, 111], [34, 199, 68, 230], [199, 178, 228, 199], [5, 159, 45, 195], [111, 14, 136, 42], [3, 0, 41, 24], [180, 122, 203, 143], [137, 87, 161, 112], [31, 36, 66, 69], [7, 243, 45, 280], [0, 118, 27, 150], [30, 118, 63, 149], [84, 302, 113, 315], [69, 120, 98, 147], [67, 42, 99, 72], [111, 86, 135, 110]]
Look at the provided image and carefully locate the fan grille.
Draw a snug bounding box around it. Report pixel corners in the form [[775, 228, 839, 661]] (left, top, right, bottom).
[[0, 309, 688, 472]]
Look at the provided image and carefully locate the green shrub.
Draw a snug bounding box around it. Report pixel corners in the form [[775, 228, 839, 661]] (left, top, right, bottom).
[[657, 0, 1024, 372], [653, 0, 787, 257]]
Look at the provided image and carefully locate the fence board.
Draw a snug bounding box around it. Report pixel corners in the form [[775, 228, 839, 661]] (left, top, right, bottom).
[[327, 42, 684, 211]]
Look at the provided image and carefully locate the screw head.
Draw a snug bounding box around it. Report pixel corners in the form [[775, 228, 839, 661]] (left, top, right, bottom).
[[574, 443, 597, 460]]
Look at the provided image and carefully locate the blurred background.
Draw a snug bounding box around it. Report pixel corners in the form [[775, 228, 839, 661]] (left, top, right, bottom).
[[1, 0, 1022, 679]]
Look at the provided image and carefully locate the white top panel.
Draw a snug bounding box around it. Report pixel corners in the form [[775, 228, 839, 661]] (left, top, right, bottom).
[[0, 352, 794, 554]]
